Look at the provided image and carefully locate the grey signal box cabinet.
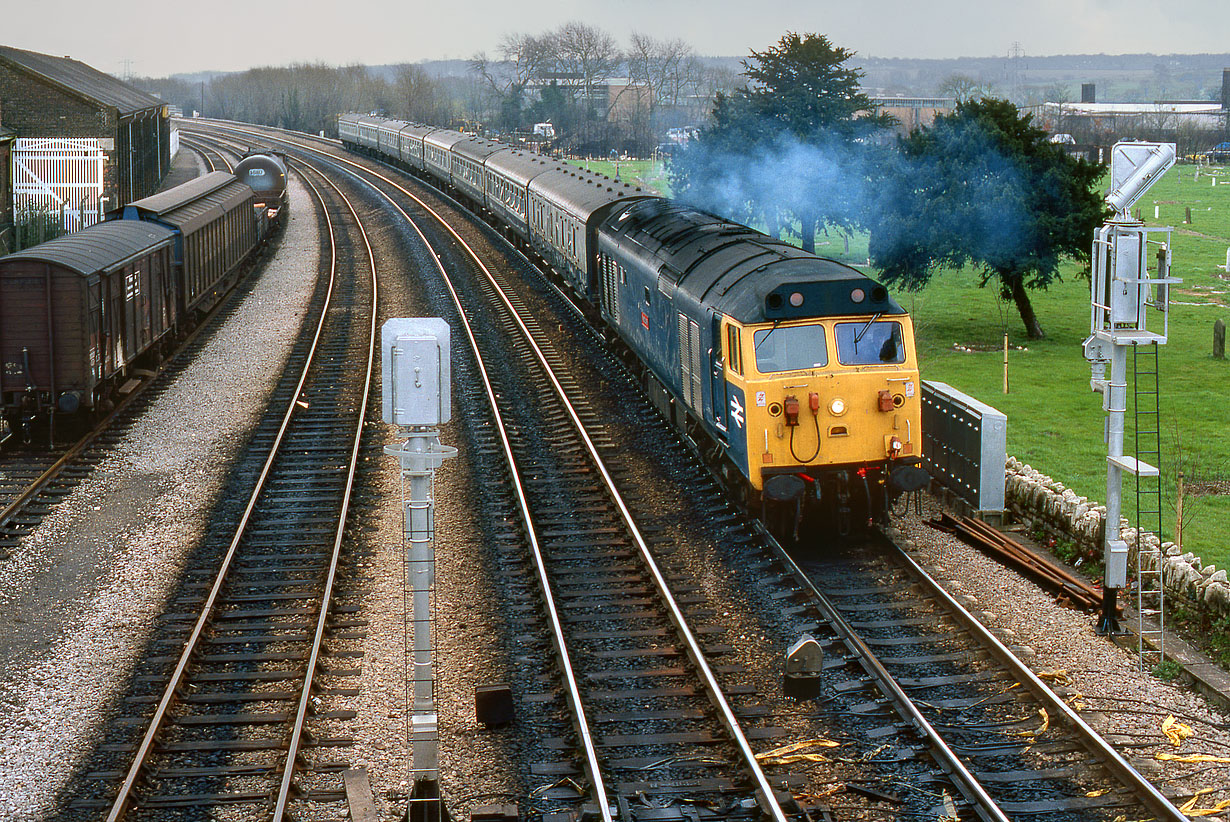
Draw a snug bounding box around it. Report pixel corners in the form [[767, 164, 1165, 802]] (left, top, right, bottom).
[[381, 318, 451, 427]]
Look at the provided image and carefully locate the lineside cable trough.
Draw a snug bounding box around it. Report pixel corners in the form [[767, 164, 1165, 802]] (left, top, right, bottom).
[[382, 318, 457, 822]]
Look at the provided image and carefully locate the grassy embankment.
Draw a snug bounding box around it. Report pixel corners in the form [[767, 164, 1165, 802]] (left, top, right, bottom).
[[572, 158, 1230, 570]]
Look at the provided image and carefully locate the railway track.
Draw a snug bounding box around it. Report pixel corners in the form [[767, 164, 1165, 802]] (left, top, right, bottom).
[[183, 121, 1192, 821], [68, 155, 377, 820], [186, 121, 812, 818], [179, 137, 234, 173]]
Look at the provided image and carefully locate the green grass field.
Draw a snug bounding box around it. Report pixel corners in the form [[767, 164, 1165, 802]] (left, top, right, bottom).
[[573, 157, 1230, 568], [565, 158, 672, 196]]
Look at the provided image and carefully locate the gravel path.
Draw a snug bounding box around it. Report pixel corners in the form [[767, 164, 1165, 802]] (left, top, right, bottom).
[[0, 175, 318, 822], [896, 494, 1230, 811]]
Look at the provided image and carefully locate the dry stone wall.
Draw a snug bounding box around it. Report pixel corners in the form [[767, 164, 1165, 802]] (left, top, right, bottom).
[[1004, 456, 1230, 622]]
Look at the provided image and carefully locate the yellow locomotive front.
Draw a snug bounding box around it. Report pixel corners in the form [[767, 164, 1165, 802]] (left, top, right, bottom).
[[721, 309, 924, 524]]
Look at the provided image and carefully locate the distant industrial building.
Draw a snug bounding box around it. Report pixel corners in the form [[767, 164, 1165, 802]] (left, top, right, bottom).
[[0, 44, 170, 241], [871, 97, 955, 136], [1025, 71, 1230, 158]]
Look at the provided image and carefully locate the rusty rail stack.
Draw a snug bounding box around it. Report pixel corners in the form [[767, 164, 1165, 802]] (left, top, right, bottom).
[[928, 513, 1118, 615]]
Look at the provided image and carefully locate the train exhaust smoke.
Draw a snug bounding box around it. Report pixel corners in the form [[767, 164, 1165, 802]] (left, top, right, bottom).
[[668, 120, 1033, 271]]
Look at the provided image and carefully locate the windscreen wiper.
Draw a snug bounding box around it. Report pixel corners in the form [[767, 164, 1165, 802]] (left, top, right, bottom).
[[853, 312, 882, 345], [755, 318, 783, 350]]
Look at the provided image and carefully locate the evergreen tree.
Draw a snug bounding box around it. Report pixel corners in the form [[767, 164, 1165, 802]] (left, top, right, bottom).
[[868, 98, 1107, 339], [670, 32, 892, 253]]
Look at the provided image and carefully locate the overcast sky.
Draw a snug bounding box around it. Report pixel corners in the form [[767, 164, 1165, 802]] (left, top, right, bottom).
[[7, 0, 1230, 77]]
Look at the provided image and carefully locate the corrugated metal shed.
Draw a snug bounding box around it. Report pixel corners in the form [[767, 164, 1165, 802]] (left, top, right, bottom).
[[0, 220, 174, 277], [0, 45, 163, 115]]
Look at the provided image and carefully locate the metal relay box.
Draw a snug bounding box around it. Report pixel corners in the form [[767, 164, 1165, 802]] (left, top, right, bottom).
[[381, 318, 451, 427]]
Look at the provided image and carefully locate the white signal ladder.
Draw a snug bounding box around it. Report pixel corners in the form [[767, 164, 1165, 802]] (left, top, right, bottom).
[[1132, 342, 1164, 670]]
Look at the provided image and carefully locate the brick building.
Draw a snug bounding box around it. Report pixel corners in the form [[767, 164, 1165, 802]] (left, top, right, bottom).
[[0, 44, 169, 230], [0, 123, 12, 253]]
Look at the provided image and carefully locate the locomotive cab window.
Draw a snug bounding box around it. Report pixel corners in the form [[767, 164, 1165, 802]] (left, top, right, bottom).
[[754, 323, 828, 372], [834, 320, 906, 365], [726, 324, 743, 376]]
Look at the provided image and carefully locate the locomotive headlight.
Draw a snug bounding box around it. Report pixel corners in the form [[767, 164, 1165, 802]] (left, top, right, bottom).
[[829, 398, 846, 416], [850, 287, 866, 303], [789, 291, 804, 307]]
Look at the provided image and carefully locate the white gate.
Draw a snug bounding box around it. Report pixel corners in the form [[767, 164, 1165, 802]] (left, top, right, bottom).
[[13, 138, 107, 234]]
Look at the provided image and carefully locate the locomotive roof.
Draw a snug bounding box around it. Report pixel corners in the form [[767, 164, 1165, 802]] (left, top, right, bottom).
[[601, 199, 904, 324], [528, 166, 649, 222], [0, 220, 174, 277]]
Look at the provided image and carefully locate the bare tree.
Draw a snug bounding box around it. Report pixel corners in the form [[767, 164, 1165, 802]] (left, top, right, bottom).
[[938, 73, 995, 103], [392, 64, 452, 125], [552, 21, 622, 118], [690, 63, 741, 119], [627, 32, 693, 112], [471, 33, 553, 96], [470, 32, 554, 129]]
